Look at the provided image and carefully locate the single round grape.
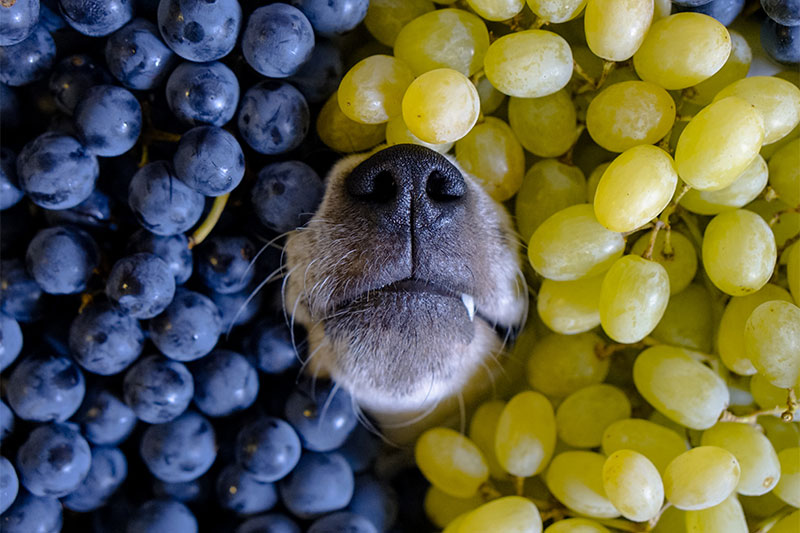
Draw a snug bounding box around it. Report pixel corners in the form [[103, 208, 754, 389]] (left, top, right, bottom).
[[338, 54, 414, 124], [7, 354, 85, 422], [16, 422, 92, 497], [475, 76, 506, 115], [58, 0, 132, 36], [557, 384, 631, 448], [173, 126, 245, 197], [127, 499, 198, 533], [774, 447, 800, 507], [495, 391, 556, 477], [165, 61, 239, 127], [69, 301, 145, 375], [651, 283, 714, 352], [26, 225, 99, 295], [0, 491, 63, 533], [62, 446, 128, 512], [684, 494, 748, 533], [744, 300, 800, 388], [424, 486, 483, 528], [468, 400, 508, 480], [750, 373, 800, 417], [630, 230, 697, 295], [128, 161, 205, 236], [761, 18, 800, 65], [663, 446, 741, 510], [290, 0, 369, 37], [602, 418, 688, 475], [0, 25, 56, 87], [526, 332, 610, 398], [241, 4, 314, 78], [602, 450, 664, 522], [537, 273, 603, 335], [468, 0, 524, 21], [106, 253, 176, 319], [545, 451, 620, 518], [317, 92, 386, 153], [140, 411, 217, 483], [684, 29, 751, 106], [414, 427, 488, 498], [527, 0, 585, 23], [768, 138, 800, 207], [459, 496, 542, 533], [105, 18, 177, 91], [156, 0, 242, 62], [385, 115, 453, 154], [238, 80, 309, 155], [0, 0, 39, 46], [680, 155, 768, 215], [584, 0, 653, 61], [364, 0, 434, 47], [508, 90, 578, 157]]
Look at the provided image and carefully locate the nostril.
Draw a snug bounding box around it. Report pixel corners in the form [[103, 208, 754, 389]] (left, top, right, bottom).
[[426, 169, 466, 202], [371, 171, 397, 203], [346, 168, 397, 204]]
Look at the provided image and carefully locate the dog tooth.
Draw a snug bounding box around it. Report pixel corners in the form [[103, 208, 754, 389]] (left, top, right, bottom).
[[461, 293, 475, 321]]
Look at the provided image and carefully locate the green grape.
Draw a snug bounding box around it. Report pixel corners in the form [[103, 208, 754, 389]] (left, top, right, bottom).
[[599, 255, 670, 343], [633, 13, 731, 90], [663, 446, 741, 510], [714, 77, 800, 145], [317, 92, 387, 153], [455, 117, 525, 202], [739, 490, 789, 520], [633, 345, 730, 430], [401, 68, 481, 144], [545, 451, 620, 518], [684, 494, 747, 533], [484, 30, 573, 98], [774, 447, 800, 507], [702, 209, 776, 297], [768, 138, 800, 208], [414, 427, 489, 498], [747, 199, 800, 255], [544, 518, 609, 533], [750, 373, 799, 418], [789, 243, 800, 305], [393, 9, 489, 76], [468, 400, 509, 480], [508, 90, 578, 157], [684, 30, 751, 106], [630, 230, 698, 295], [424, 486, 483, 529], [602, 450, 664, 522], [679, 155, 768, 215], [528, 0, 586, 23], [467, 0, 525, 21], [475, 75, 506, 115], [584, 0, 653, 61], [675, 97, 764, 191], [759, 416, 800, 453], [652, 505, 686, 533], [651, 283, 714, 353], [585, 162, 609, 203], [537, 274, 603, 335], [528, 204, 625, 281], [556, 384, 631, 448], [586, 81, 676, 153], [526, 332, 610, 398], [364, 0, 434, 47], [744, 300, 800, 388], [385, 115, 454, 154], [494, 391, 556, 477], [459, 496, 542, 533], [700, 421, 781, 496], [772, 510, 800, 533], [718, 284, 792, 376], [443, 513, 468, 533], [515, 159, 586, 243], [337, 55, 414, 124], [602, 418, 688, 475]]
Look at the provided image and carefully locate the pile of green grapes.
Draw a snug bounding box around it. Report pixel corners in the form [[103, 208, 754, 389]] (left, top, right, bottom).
[[317, 0, 800, 531]]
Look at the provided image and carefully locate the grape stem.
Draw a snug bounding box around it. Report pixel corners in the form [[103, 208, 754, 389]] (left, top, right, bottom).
[[478, 481, 503, 501], [641, 220, 666, 260], [595, 337, 659, 359], [762, 186, 779, 202], [513, 476, 525, 496], [768, 205, 800, 227], [573, 60, 615, 93], [188, 193, 230, 249]]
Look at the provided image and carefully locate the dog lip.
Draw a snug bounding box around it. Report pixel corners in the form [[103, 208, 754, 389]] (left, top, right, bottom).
[[330, 277, 467, 313]]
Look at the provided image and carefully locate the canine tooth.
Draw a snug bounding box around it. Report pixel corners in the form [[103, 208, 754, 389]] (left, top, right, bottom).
[[461, 293, 475, 321]]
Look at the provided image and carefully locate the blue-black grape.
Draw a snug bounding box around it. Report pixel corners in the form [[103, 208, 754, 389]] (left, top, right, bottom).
[[0, 400, 14, 444], [0, 0, 39, 45], [148, 288, 223, 361], [0, 25, 56, 86], [761, 0, 800, 26], [762, 17, 800, 64], [0, 490, 63, 533], [16, 422, 92, 497], [0, 456, 19, 515], [308, 512, 378, 533], [235, 514, 301, 533], [73, 387, 137, 446], [140, 410, 217, 482], [245, 319, 298, 374], [0, 259, 45, 322], [235, 416, 302, 482], [69, 301, 145, 375], [251, 160, 324, 233], [211, 287, 263, 330], [58, 0, 133, 36], [127, 160, 205, 236], [284, 380, 358, 452], [190, 349, 259, 417], [289, 38, 344, 104], [165, 61, 239, 127], [7, 354, 85, 422], [196, 235, 256, 294], [25, 225, 99, 295], [106, 252, 176, 319], [290, 0, 369, 37], [123, 354, 194, 423], [126, 499, 198, 533], [278, 451, 355, 519], [241, 4, 314, 78], [0, 312, 22, 371], [48, 54, 113, 115], [16, 132, 99, 210], [0, 148, 23, 210], [347, 475, 398, 532], [215, 464, 278, 514], [74, 85, 143, 157], [173, 126, 245, 196], [128, 229, 193, 285], [105, 18, 177, 90], [61, 446, 128, 512], [674, 0, 745, 26], [157, 0, 242, 62], [238, 80, 310, 155]]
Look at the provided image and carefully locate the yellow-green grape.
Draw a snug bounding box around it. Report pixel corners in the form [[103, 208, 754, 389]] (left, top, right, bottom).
[[515, 159, 586, 243], [508, 91, 578, 158], [774, 447, 800, 507], [675, 97, 764, 191], [602, 418, 687, 475], [556, 384, 631, 448], [459, 496, 542, 533], [598, 255, 670, 343], [652, 505, 687, 533], [594, 145, 678, 232], [401, 68, 480, 144], [475, 75, 505, 115], [424, 486, 483, 529], [414, 427, 489, 498], [483, 30, 573, 98], [768, 138, 800, 208], [537, 274, 603, 335], [455, 117, 525, 202], [544, 518, 609, 533], [702, 209, 776, 297], [584, 0, 653, 61], [528, 204, 625, 281], [750, 373, 799, 418], [468, 400, 508, 480], [494, 391, 556, 477], [586, 81, 676, 153], [739, 490, 788, 520], [684, 494, 747, 533], [586, 162, 609, 203], [545, 451, 620, 518], [714, 77, 800, 145], [527, 0, 586, 23], [789, 243, 800, 305], [337, 55, 414, 125], [679, 155, 768, 215], [467, 0, 525, 21], [633, 345, 730, 430], [442, 513, 468, 533], [363, 0, 434, 47], [747, 199, 800, 255], [633, 13, 731, 90], [744, 300, 800, 388], [663, 446, 741, 510], [602, 450, 664, 522], [385, 115, 454, 154], [701, 422, 781, 496], [684, 30, 751, 106], [772, 510, 800, 533], [526, 332, 610, 398], [651, 284, 714, 353], [393, 9, 489, 76], [317, 92, 387, 153], [630, 230, 698, 295]]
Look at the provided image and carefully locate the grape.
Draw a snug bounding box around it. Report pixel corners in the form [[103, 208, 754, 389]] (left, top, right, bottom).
[[7, 354, 85, 422], [284, 381, 357, 452], [148, 289, 222, 362], [0, 313, 22, 371], [633, 345, 730, 430], [308, 512, 377, 533], [674, 0, 746, 27], [393, 9, 488, 76], [508, 90, 578, 157], [288, 38, 343, 104], [468, 400, 508, 480], [651, 283, 714, 352], [290, 0, 369, 37], [459, 496, 542, 533], [106, 253, 176, 319], [761, 0, 800, 26], [528, 204, 625, 281], [338, 55, 415, 124], [0, 148, 22, 211], [128, 230, 193, 285], [216, 465, 278, 514], [526, 332, 610, 397], [26, 225, 99, 295], [192, 350, 258, 417], [761, 19, 800, 65], [768, 138, 800, 207], [475, 75, 506, 114], [195, 235, 256, 294], [744, 300, 800, 388], [157, 0, 242, 62], [536, 273, 603, 335], [17, 422, 91, 497], [494, 391, 556, 477], [241, 4, 314, 78], [237, 515, 300, 533], [251, 161, 324, 233], [468, 0, 524, 21], [684, 494, 747, 533], [0, 491, 63, 533], [772, 510, 800, 533], [165, 61, 239, 127], [127, 500, 198, 533], [173, 126, 245, 197], [584, 0, 653, 61], [702, 209, 776, 296], [630, 230, 697, 295], [544, 518, 609, 532], [235, 417, 302, 482], [545, 451, 620, 518], [0, 259, 45, 322], [775, 447, 800, 507], [141, 411, 217, 483], [684, 29, 751, 106], [385, 115, 453, 153], [585, 162, 609, 202], [279, 452, 354, 519], [123, 355, 194, 423], [48, 54, 113, 115], [663, 446, 740, 510], [602, 418, 687, 475], [347, 475, 397, 532], [0, 0, 39, 45], [0, 457, 18, 515], [73, 388, 136, 446], [602, 450, 664, 521], [455, 116, 525, 201], [0, 25, 56, 86], [105, 19, 177, 91], [750, 373, 800, 417], [317, 92, 386, 153], [238, 80, 310, 155], [424, 486, 483, 528], [401, 68, 480, 144], [415, 427, 488, 498], [556, 384, 631, 448], [58, 0, 132, 36], [747, 198, 800, 253], [62, 446, 128, 512], [789, 243, 800, 305], [128, 161, 205, 236], [484, 30, 573, 98], [245, 319, 298, 375], [679, 154, 768, 215], [69, 301, 145, 375], [364, 0, 434, 47]]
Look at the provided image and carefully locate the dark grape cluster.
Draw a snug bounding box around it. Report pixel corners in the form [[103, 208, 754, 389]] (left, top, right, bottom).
[[760, 0, 800, 64]]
